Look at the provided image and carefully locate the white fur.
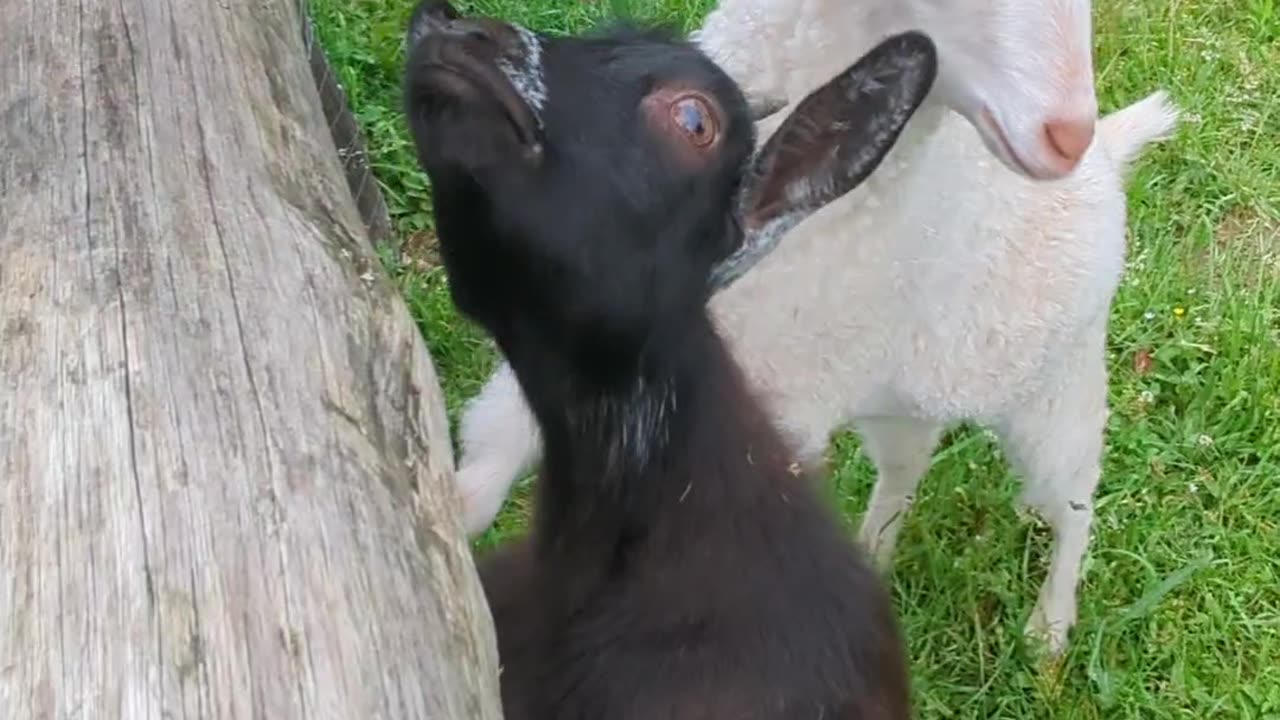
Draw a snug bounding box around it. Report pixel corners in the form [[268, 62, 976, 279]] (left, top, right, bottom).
[[453, 0, 1179, 655]]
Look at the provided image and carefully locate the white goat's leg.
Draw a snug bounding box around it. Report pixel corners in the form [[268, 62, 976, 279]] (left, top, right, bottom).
[[455, 361, 544, 536], [995, 342, 1108, 656], [854, 417, 943, 571]]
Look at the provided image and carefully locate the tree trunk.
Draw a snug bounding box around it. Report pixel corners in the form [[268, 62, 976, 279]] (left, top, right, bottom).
[[0, 1, 502, 718]]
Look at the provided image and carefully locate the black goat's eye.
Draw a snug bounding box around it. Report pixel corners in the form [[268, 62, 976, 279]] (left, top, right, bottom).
[[671, 95, 717, 147]]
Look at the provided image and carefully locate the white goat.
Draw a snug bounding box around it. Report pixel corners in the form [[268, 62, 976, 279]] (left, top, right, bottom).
[[453, 0, 1179, 655]]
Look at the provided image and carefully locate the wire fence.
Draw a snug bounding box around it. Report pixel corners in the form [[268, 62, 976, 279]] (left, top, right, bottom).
[[296, 0, 398, 259]]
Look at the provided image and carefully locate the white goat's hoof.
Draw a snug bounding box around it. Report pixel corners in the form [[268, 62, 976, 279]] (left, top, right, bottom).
[[1024, 600, 1073, 657], [456, 462, 511, 537], [871, 545, 896, 575], [855, 528, 897, 574]]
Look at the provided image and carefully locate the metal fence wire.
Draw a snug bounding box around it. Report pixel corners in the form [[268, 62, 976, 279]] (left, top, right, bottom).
[[297, 0, 398, 257]]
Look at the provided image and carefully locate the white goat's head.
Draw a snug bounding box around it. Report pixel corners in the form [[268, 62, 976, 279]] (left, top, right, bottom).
[[697, 0, 1099, 180], [915, 0, 1097, 179]]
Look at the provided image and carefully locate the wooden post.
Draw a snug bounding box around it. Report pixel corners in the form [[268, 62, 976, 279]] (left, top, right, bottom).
[[0, 1, 502, 717]]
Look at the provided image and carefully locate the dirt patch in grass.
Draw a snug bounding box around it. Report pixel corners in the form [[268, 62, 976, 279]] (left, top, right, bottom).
[[1217, 205, 1277, 274], [1189, 204, 1280, 287], [401, 230, 441, 270]]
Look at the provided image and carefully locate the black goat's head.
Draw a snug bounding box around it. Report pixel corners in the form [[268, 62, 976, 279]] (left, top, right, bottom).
[[403, 0, 936, 371]]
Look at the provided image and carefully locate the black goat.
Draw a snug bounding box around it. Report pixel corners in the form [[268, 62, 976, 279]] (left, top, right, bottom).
[[403, 3, 937, 717]]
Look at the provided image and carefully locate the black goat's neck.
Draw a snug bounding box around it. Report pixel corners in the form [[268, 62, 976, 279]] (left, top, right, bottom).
[[498, 308, 789, 566]]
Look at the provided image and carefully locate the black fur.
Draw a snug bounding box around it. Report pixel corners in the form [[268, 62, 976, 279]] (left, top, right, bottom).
[[403, 4, 936, 717]]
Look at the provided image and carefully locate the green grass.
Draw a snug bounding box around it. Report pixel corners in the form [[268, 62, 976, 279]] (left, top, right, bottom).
[[311, 1, 1280, 716]]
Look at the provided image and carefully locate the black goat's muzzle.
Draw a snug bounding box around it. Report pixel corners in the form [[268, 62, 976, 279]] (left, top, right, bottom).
[[407, 7, 546, 151]]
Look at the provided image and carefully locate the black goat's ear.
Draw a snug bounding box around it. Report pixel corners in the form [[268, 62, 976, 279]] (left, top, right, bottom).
[[406, 0, 459, 50], [743, 30, 938, 230], [708, 31, 937, 290]]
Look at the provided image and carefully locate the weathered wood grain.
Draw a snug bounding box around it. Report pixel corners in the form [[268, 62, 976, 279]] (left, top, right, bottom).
[[0, 0, 502, 717]]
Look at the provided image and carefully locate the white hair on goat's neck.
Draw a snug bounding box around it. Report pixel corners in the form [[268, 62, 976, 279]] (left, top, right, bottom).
[[570, 376, 677, 477]]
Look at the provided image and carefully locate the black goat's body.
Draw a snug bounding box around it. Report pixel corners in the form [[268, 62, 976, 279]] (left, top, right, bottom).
[[478, 317, 909, 719], [401, 7, 937, 717]]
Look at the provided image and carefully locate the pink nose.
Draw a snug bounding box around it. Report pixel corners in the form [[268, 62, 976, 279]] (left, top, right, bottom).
[[1043, 116, 1096, 170]]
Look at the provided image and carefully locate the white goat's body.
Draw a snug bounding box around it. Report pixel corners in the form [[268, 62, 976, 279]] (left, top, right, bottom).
[[455, 0, 1179, 655], [720, 106, 1120, 436]]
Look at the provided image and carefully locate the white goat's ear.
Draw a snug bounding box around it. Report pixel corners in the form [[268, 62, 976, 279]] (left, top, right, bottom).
[[709, 31, 937, 290]]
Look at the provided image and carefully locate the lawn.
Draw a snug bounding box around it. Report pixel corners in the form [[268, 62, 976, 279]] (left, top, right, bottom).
[[308, 0, 1279, 716]]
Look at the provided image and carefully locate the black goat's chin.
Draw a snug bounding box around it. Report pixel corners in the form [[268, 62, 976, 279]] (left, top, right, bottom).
[[414, 63, 542, 159], [419, 65, 478, 101], [433, 62, 541, 152]]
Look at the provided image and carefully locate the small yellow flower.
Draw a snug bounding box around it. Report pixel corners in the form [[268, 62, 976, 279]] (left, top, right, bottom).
[[1173, 306, 1186, 317]]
